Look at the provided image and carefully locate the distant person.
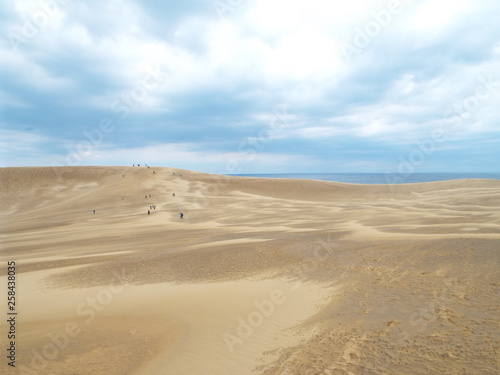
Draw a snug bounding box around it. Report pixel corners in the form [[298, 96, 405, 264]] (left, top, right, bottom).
[[148, 210, 150, 215], [149, 194, 151, 198], [179, 212, 184, 219], [172, 193, 175, 197], [93, 210, 95, 214], [145, 195, 147, 199]]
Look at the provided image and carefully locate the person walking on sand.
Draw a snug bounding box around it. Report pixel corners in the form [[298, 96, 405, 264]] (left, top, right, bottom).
[[179, 212, 183, 219], [148, 210, 150, 215], [93, 210, 95, 214]]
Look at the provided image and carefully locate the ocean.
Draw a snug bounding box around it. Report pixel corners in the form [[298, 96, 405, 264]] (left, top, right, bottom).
[[230, 173, 500, 184]]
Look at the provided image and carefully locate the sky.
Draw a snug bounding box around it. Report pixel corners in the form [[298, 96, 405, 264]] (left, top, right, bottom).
[[1, 0, 499, 174]]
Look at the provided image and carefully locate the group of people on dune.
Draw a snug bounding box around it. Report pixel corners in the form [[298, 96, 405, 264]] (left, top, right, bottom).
[[93, 168, 185, 220]]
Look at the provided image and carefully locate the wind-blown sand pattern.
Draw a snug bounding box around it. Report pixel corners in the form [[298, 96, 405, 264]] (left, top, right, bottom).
[[0, 166, 499, 374]]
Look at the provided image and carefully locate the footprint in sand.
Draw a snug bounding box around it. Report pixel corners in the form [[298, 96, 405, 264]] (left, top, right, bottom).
[[387, 321, 402, 327]]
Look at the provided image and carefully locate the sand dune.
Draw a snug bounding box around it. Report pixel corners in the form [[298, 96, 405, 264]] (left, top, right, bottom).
[[0, 166, 499, 374]]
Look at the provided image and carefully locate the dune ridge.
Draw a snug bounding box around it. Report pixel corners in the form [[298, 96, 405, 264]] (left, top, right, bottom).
[[1, 166, 499, 374]]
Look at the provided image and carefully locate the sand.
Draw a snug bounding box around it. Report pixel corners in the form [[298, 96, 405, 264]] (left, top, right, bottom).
[[0, 166, 499, 374]]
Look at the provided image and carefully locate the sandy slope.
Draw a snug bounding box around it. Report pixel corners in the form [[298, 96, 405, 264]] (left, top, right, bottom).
[[0, 166, 499, 375]]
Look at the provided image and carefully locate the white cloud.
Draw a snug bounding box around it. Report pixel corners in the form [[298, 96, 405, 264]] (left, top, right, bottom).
[[0, 91, 30, 109], [0, 129, 61, 166], [293, 126, 347, 139], [410, 0, 471, 31], [0, 46, 74, 91]]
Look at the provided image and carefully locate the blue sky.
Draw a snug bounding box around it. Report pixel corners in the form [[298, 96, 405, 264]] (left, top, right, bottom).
[[1, 0, 499, 173]]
